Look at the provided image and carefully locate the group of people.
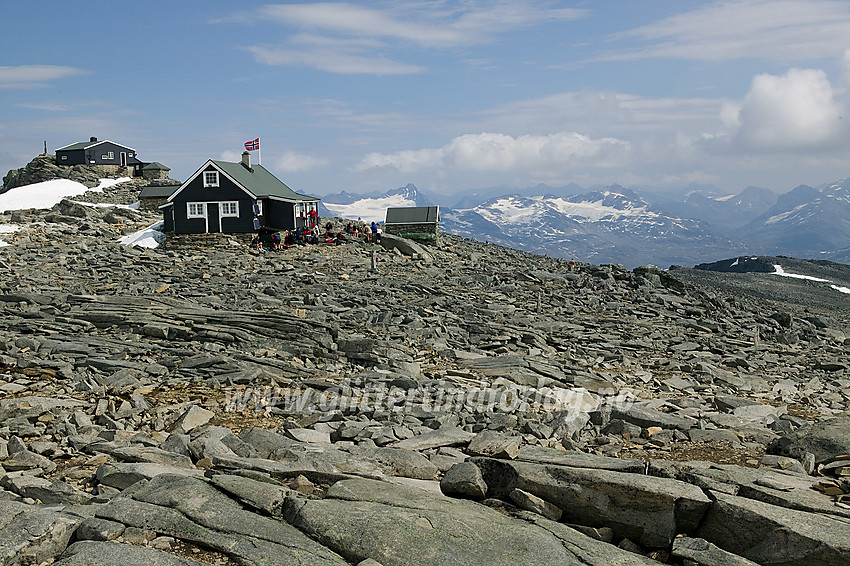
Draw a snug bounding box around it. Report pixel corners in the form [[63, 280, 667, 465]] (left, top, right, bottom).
[[251, 219, 381, 250]]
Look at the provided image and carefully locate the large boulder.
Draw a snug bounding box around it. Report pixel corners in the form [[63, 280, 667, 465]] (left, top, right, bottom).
[[767, 417, 850, 464], [472, 457, 712, 548], [282, 477, 658, 566], [697, 490, 850, 566]]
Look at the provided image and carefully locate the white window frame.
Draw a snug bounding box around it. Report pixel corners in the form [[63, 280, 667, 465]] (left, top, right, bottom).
[[60, 155, 67, 160], [101, 151, 114, 160], [203, 171, 219, 188], [220, 201, 239, 217], [187, 202, 206, 218], [254, 201, 263, 216]]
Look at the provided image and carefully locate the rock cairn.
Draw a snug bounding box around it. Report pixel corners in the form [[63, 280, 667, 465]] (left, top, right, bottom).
[[0, 183, 848, 565]]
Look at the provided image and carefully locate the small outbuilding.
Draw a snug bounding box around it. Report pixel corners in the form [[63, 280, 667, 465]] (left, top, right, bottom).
[[161, 152, 320, 234], [142, 162, 170, 181], [383, 206, 440, 243], [138, 184, 179, 212]]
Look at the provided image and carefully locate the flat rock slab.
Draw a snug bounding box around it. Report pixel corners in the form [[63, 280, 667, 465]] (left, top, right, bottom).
[[96, 462, 204, 490], [697, 490, 850, 566], [394, 427, 475, 451], [611, 405, 696, 431], [467, 430, 521, 459], [473, 457, 711, 548], [96, 477, 347, 566], [0, 396, 87, 420], [671, 537, 760, 566], [0, 500, 81, 565], [517, 446, 645, 472], [283, 477, 659, 566], [54, 540, 208, 566], [656, 460, 850, 519]]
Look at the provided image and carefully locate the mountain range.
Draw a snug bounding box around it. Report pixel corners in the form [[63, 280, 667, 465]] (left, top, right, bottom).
[[324, 178, 850, 268]]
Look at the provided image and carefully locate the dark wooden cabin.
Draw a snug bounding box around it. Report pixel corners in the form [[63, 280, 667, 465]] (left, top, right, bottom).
[[55, 137, 144, 175], [161, 152, 320, 234]]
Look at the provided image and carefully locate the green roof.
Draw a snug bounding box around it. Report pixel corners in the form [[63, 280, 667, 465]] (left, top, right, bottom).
[[385, 206, 439, 224], [57, 141, 93, 151], [56, 139, 135, 152], [139, 185, 179, 198], [211, 160, 318, 202], [143, 161, 170, 171]]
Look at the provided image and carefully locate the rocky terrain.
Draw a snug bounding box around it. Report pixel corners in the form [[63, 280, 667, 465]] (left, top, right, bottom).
[[1, 155, 147, 195], [0, 175, 848, 565]]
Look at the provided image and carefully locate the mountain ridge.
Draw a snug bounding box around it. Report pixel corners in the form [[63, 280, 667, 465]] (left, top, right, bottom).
[[321, 178, 850, 268]]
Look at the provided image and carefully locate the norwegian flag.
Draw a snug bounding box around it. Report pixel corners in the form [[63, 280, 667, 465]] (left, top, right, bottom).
[[244, 138, 260, 151]]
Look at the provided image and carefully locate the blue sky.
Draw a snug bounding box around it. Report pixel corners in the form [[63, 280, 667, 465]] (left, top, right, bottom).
[[2, 0, 850, 198]]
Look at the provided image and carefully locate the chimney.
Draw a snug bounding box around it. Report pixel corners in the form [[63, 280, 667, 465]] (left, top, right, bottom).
[[241, 151, 251, 170], [90, 136, 97, 142]]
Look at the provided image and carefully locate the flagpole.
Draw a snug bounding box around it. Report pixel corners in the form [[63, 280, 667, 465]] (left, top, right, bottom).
[[258, 138, 261, 166]]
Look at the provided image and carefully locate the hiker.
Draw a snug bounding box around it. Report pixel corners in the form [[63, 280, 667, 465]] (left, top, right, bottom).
[[371, 222, 380, 244], [271, 232, 282, 250]]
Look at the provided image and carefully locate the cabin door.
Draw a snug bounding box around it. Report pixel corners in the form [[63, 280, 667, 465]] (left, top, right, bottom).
[[207, 203, 220, 233], [120, 152, 127, 166]]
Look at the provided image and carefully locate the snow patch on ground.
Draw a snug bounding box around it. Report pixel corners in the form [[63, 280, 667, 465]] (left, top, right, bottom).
[[0, 224, 19, 247], [0, 177, 131, 213], [119, 221, 166, 249], [771, 264, 850, 294], [771, 264, 831, 282]]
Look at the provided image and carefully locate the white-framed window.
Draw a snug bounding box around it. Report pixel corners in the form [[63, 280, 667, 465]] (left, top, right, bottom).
[[254, 201, 263, 216], [220, 201, 239, 217], [187, 202, 206, 218], [60, 155, 67, 160], [203, 171, 219, 187], [102, 151, 114, 160]]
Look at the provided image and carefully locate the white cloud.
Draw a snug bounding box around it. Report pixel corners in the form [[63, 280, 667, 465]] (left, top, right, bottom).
[[257, 3, 466, 47], [275, 151, 328, 172], [729, 68, 847, 149], [0, 65, 89, 89], [356, 131, 630, 174], [220, 149, 326, 173], [220, 150, 243, 162], [229, 2, 586, 74], [605, 0, 850, 62], [252, 2, 586, 47], [243, 38, 423, 75]]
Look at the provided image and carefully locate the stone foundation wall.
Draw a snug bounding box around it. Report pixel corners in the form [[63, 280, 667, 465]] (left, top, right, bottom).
[[139, 197, 168, 212], [383, 222, 440, 243]]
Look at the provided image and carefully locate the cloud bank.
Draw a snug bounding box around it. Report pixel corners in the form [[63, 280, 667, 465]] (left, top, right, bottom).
[[0, 65, 89, 89], [356, 132, 631, 173]]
